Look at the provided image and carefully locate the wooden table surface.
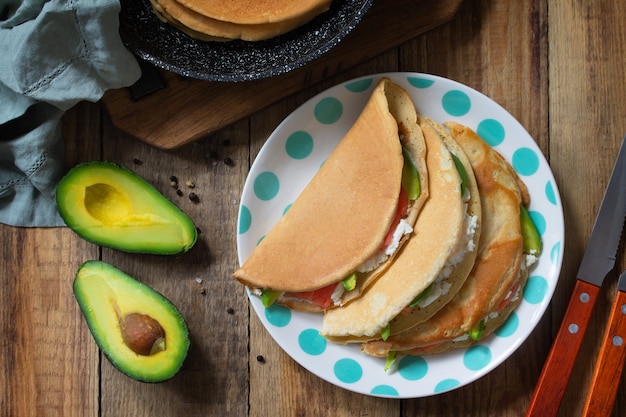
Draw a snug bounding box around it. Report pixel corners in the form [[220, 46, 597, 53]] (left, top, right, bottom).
[[3, 0, 626, 416]]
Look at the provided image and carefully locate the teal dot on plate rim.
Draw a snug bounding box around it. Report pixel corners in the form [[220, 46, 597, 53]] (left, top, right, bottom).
[[371, 385, 399, 396], [442, 90, 471, 116], [283, 203, 292, 215], [253, 171, 280, 201], [434, 379, 460, 393], [238, 205, 251, 234], [314, 97, 343, 124], [285, 131, 314, 160], [529, 210, 546, 235], [476, 118, 506, 146], [545, 181, 557, 205], [333, 358, 363, 384], [264, 303, 291, 327], [407, 77, 435, 89], [523, 275, 548, 305], [512, 147, 540, 176], [298, 329, 326, 356], [494, 311, 519, 337], [463, 345, 492, 371], [345, 78, 373, 92], [398, 356, 428, 381], [551, 241, 561, 266]]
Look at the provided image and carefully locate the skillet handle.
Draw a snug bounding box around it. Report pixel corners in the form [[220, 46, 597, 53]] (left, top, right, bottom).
[[526, 280, 601, 417], [581, 288, 626, 417]]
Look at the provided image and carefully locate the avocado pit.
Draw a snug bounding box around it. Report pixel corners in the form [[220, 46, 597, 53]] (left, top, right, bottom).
[[120, 312, 166, 356]]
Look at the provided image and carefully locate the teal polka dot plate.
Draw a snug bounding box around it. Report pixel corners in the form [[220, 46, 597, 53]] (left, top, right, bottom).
[[236, 73, 564, 398]]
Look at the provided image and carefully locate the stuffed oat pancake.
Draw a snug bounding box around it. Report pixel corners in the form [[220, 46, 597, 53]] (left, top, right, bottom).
[[361, 123, 539, 357], [320, 117, 481, 341], [233, 78, 428, 312], [152, 0, 331, 41]]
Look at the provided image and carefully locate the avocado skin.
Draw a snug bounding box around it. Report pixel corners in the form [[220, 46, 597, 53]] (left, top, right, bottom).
[[73, 260, 190, 383], [56, 161, 197, 255]]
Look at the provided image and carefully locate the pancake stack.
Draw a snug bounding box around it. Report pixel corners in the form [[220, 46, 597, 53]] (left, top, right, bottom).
[[150, 0, 333, 41], [233, 77, 542, 366]]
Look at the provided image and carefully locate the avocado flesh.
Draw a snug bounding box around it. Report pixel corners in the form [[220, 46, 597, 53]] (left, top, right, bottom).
[[401, 147, 420, 200], [73, 260, 190, 383], [520, 205, 542, 254], [56, 162, 197, 254]]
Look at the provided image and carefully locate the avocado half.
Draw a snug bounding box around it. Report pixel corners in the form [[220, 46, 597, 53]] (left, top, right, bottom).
[[73, 260, 190, 382], [56, 162, 197, 254]]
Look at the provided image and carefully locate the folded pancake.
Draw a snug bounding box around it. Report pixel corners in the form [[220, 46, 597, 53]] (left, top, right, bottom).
[[233, 78, 428, 311], [152, 0, 329, 41], [150, 0, 226, 41], [361, 123, 535, 357], [177, 0, 332, 25], [320, 117, 481, 341]]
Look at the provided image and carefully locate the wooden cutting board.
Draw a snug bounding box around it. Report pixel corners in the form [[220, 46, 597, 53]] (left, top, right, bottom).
[[102, 0, 463, 150]]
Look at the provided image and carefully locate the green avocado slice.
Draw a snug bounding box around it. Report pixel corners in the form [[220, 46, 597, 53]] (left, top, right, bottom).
[[260, 289, 283, 307], [469, 319, 485, 342], [56, 162, 197, 255], [73, 260, 190, 383], [451, 152, 469, 196], [401, 146, 420, 201], [520, 205, 543, 254]]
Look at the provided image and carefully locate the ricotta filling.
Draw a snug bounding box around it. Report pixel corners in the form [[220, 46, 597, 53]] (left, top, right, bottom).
[[467, 251, 538, 337], [415, 204, 479, 309], [330, 218, 414, 306]]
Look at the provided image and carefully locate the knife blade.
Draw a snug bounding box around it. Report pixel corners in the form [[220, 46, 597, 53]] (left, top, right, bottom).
[[581, 270, 626, 417], [526, 134, 626, 417]]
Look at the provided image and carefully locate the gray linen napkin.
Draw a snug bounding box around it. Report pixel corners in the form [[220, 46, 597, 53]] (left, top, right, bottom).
[[0, 0, 141, 226]]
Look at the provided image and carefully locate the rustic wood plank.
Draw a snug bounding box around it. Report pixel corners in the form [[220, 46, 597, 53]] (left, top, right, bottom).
[[94, 116, 250, 416], [0, 101, 103, 417], [549, 1, 626, 416], [0, 227, 99, 417]]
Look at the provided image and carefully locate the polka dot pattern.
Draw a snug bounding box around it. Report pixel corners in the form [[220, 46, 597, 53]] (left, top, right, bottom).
[[237, 73, 564, 398], [285, 131, 314, 160], [253, 171, 280, 201]]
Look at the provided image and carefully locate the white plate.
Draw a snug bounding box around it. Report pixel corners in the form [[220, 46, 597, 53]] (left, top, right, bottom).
[[236, 73, 564, 398]]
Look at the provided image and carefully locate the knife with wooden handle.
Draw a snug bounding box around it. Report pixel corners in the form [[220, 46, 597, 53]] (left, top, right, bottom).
[[581, 271, 626, 417], [526, 135, 626, 417]]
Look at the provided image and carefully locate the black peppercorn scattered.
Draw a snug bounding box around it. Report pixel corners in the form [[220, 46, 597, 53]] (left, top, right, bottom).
[[256, 355, 265, 363], [132, 158, 143, 165], [226, 307, 234, 315], [224, 157, 233, 166], [188, 192, 199, 203], [176, 189, 183, 197]]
